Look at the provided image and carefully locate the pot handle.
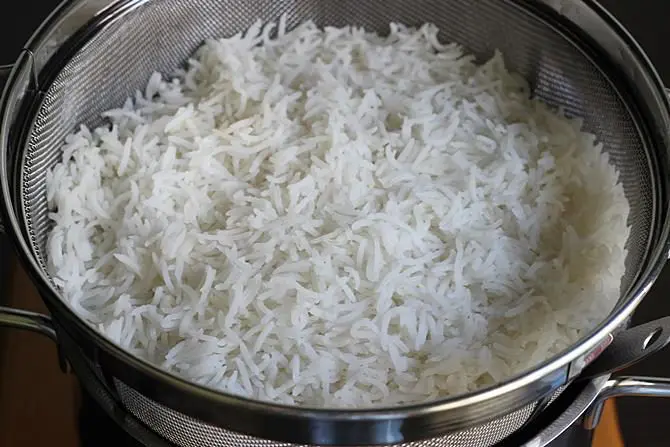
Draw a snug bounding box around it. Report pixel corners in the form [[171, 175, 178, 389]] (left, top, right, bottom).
[[518, 376, 670, 446], [0, 306, 57, 342], [583, 376, 670, 430]]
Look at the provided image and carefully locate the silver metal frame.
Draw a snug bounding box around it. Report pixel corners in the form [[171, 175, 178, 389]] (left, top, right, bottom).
[[1, 0, 670, 445]]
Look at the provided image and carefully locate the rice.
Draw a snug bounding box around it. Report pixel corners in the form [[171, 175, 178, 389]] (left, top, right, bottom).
[[45, 20, 630, 408]]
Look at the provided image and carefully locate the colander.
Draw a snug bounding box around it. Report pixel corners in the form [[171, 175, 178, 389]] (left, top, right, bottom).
[[2, 0, 670, 446]]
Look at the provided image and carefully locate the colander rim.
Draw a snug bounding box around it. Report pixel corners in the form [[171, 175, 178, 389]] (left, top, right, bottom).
[[1, 0, 670, 444]]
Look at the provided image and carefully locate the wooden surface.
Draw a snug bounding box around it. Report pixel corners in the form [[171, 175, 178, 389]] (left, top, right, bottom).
[[0, 258, 624, 446], [0, 259, 78, 447], [593, 401, 624, 447]]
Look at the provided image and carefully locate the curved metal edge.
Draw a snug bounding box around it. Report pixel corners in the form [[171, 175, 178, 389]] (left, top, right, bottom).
[[583, 376, 670, 430], [58, 324, 175, 447], [667, 88, 670, 260], [0, 306, 57, 341], [559, 0, 670, 379], [517, 376, 610, 447], [0, 0, 669, 445], [503, 376, 670, 446], [0, 63, 11, 235], [0, 64, 11, 105]]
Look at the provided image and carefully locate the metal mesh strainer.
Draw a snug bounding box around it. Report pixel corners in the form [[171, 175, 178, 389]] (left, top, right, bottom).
[[113, 379, 561, 447], [2, 0, 670, 446], [19, 0, 657, 291]]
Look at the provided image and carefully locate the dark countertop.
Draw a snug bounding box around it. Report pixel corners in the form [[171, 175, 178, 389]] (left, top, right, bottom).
[[1, 1, 669, 446]]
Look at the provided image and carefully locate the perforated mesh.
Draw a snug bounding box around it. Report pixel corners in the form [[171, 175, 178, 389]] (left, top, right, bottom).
[[10, 0, 664, 445], [22, 0, 652, 297], [115, 379, 565, 447]]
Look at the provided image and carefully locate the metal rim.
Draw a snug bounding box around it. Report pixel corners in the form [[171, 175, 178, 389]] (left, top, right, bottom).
[[1, 0, 670, 444], [57, 316, 609, 447]]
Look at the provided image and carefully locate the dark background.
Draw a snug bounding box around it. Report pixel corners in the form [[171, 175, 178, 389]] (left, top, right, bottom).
[[1, 1, 670, 446]]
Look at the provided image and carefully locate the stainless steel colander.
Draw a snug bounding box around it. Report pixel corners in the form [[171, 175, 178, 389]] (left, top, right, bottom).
[[2, 0, 670, 446]]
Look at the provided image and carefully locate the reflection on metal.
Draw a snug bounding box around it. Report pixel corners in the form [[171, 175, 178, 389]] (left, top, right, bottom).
[[0, 306, 56, 341], [521, 376, 609, 447], [584, 376, 670, 430], [1, 0, 670, 444]]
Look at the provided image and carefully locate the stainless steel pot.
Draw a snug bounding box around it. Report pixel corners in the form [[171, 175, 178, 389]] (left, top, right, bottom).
[[2, 1, 670, 446]]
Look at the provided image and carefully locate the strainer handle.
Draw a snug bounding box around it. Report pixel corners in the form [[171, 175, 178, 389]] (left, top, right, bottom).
[[0, 306, 57, 341]]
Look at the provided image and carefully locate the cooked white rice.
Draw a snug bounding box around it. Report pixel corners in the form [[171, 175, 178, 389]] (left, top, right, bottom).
[[45, 20, 630, 408]]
